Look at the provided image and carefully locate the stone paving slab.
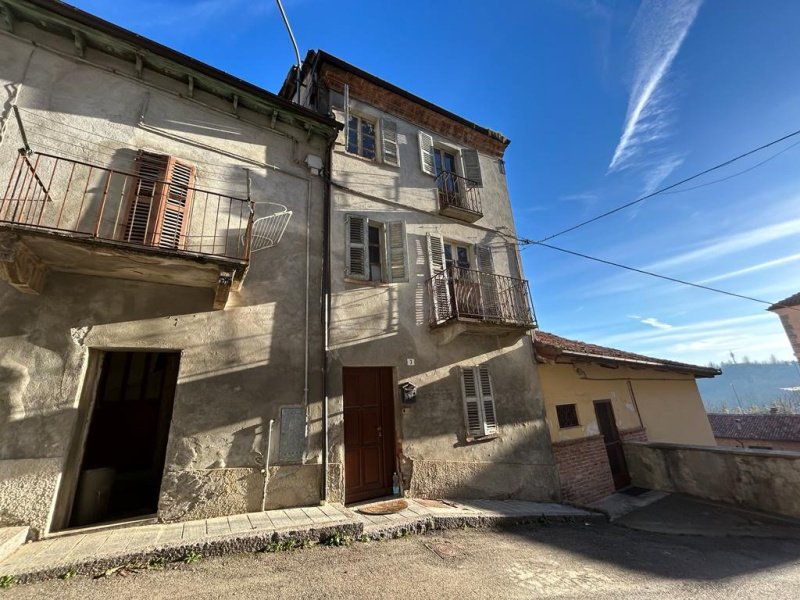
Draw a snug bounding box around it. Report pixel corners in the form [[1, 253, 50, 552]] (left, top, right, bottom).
[[0, 499, 603, 584]]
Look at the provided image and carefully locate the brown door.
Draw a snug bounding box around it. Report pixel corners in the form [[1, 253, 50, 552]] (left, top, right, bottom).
[[343, 367, 395, 504], [594, 400, 631, 489]]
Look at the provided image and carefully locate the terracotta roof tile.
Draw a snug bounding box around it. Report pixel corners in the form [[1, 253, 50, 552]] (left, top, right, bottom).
[[534, 330, 720, 377], [708, 413, 800, 441], [769, 292, 800, 311]]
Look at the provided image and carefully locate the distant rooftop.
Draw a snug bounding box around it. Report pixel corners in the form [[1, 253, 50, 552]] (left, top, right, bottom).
[[708, 413, 800, 441], [534, 331, 721, 378], [769, 292, 800, 311]]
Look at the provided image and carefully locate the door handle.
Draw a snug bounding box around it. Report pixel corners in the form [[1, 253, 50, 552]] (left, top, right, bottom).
[[377, 426, 382, 438]]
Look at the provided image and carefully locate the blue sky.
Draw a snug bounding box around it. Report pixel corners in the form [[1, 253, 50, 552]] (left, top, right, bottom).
[[68, 0, 800, 365]]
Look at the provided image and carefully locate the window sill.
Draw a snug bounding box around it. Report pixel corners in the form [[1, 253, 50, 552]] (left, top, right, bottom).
[[464, 433, 500, 445], [343, 277, 395, 287]]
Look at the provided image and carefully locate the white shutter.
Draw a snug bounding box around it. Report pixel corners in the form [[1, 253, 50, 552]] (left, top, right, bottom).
[[476, 244, 500, 319], [385, 221, 407, 282], [381, 118, 400, 166], [461, 148, 483, 187], [477, 364, 497, 435], [418, 131, 435, 176], [345, 214, 368, 280], [460, 367, 483, 437], [427, 233, 451, 323]]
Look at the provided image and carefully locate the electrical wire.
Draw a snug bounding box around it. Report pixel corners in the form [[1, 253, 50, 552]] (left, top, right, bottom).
[[533, 127, 800, 244], [528, 239, 800, 312]]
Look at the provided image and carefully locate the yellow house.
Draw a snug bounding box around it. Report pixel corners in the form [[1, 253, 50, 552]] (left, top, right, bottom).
[[534, 331, 719, 504]]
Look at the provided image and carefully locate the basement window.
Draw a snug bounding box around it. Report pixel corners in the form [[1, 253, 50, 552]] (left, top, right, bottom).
[[556, 404, 579, 429]]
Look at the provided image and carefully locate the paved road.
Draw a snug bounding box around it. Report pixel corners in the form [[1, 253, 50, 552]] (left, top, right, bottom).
[[4, 522, 799, 599]]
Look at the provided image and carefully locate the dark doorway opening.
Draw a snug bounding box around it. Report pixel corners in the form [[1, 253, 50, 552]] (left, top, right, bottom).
[[67, 351, 180, 528], [343, 367, 396, 504], [594, 400, 631, 489]]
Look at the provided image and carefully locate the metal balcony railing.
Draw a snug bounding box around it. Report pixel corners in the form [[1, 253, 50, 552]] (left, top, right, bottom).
[[436, 171, 482, 218], [426, 265, 536, 328], [0, 150, 254, 261]]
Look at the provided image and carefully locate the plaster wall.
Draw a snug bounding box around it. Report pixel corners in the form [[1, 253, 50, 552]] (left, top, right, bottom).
[[0, 28, 331, 536], [624, 441, 800, 519], [538, 363, 715, 446], [322, 86, 558, 501], [773, 306, 800, 362]]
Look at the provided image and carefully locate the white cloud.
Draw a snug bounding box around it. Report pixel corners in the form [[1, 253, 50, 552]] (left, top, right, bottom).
[[609, 0, 702, 172], [698, 252, 800, 284], [628, 315, 673, 329]]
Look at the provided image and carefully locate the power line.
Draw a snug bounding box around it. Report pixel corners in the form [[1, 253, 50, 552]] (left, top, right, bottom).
[[529, 239, 800, 312], [534, 127, 800, 244]]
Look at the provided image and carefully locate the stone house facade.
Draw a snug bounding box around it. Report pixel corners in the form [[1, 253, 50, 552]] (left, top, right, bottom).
[[535, 331, 719, 505], [280, 51, 560, 503], [0, 0, 338, 538]]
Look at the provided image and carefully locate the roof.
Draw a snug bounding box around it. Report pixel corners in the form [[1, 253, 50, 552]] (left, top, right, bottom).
[[281, 50, 510, 148], [8, 0, 339, 135], [769, 292, 800, 311], [534, 331, 721, 378], [708, 413, 800, 441]]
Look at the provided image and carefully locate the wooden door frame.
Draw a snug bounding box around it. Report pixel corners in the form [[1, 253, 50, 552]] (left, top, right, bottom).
[[342, 366, 398, 504], [593, 399, 631, 489]]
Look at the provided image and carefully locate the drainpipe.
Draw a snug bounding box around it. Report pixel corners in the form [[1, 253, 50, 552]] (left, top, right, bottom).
[[320, 133, 334, 503]]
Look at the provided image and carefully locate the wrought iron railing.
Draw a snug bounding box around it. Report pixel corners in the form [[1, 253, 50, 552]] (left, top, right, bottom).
[[436, 171, 482, 216], [0, 150, 254, 260], [426, 265, 535, 328]]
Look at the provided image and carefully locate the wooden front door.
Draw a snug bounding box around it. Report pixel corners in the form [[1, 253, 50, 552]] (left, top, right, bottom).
[[343, 367, 395, 504], [594, 400, 631, 489]]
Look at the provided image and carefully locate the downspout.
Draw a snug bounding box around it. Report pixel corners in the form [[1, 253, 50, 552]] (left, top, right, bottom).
[[304, 176, 312, 410], [321, 133, 334, 503]]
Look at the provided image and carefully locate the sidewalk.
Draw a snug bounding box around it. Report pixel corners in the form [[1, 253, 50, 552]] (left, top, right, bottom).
[[0, 499, 601, 584]]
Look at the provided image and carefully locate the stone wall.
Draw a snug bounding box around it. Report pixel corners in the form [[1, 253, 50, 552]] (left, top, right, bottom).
[[624, 441, 800, 519], [552, 435, 615, 504]]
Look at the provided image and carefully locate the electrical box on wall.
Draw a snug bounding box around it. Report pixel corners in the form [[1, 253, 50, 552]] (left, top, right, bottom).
[[400, 382, 417, 404]]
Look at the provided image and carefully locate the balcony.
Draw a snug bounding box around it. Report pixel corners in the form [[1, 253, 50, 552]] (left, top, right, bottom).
[[426, 266, 536, 341], [0, 150, 253, 308], [436, 172, 483, 223]]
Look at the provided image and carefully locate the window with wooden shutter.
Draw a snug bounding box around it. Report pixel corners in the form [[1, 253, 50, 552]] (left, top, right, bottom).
[[460, 148, 483, 187], [476, 245, 500, 319], [381, 118, 399, 166], [460, 364, 498, 438], [418, 131, 435, 176], [345, 214, 368, 280], [385, 221, 407, 282], [122, 151, 195, 249], [427, 233, 451, 323]]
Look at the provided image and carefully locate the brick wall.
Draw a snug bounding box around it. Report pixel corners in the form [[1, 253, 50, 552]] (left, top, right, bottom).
[[552, 435, 615, 505], [321, 66, 508, 157], [619, 427, 648, 443]]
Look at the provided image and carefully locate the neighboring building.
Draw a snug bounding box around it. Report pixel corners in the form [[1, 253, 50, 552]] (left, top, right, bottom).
[[534, 331, 719, 505], [709, 413, 800, 451], [280, 51, 560, 503], [768, 292, 800, 361], [0, 0, 338, 538]]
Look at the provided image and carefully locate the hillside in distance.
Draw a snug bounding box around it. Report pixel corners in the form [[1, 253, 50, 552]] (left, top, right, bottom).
[[698, 360, 800, 413]]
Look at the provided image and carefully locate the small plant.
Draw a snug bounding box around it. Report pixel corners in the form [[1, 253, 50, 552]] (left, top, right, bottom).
[[60, 569, 77, 580], [148, 556, 166, 570], [0, 575, 15, 589], [182, 550, 202, 564], [322, 531, 351, 547], [357, 534, 370, 543], [393, 528, 410, 539]]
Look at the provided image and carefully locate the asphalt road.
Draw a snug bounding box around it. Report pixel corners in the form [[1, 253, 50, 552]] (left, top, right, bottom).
[[4, 522, 799, 599]]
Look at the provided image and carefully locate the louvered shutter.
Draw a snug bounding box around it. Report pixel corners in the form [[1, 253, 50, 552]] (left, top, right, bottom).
[[476, 245, 500, 320], [155, 158, 195, 250], [345, 214, 368, 279], [477, 364, 498, 435], [427, 233, 451, 323], [418, 131, 435, 176], [385, 221, 407, 282], [381, 118, 400, 166], [123, 151, 169, 245], [461, 148, 483, 187], [460, 367, 483, 438]]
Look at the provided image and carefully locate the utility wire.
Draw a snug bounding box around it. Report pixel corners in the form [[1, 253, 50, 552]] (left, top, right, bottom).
[[534, 127, 800, 244], [529, 239, 800, 312]]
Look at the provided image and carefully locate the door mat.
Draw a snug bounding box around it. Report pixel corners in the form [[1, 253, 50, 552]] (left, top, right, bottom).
[[358, 499, 409, 515], [619, 486, 650, 497]]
